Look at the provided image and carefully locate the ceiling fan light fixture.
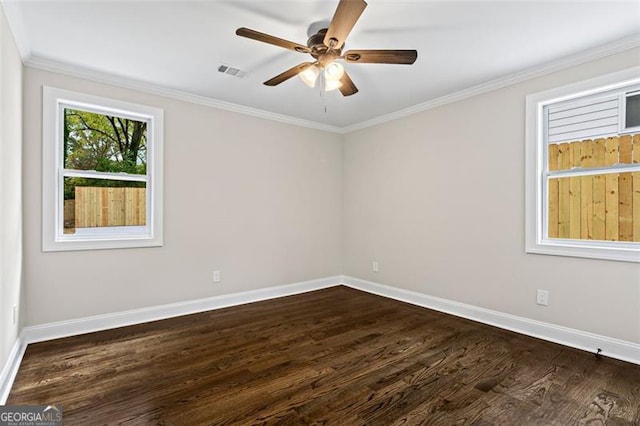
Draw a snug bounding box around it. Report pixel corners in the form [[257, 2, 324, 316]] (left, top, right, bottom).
[[324, 78, 343, 92], [237, 0, 417, 97], [324, 61, 344, 81], [299, 64, 320, 87]]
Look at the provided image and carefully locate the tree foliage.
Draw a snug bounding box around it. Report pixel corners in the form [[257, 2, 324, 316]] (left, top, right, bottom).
[[64, 109, 147, 199]]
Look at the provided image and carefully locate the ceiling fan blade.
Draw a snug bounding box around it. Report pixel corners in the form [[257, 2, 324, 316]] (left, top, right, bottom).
[[264, 62, 315, 86], [323, 0, 368, 49], [343, 49, 418, 64], [339, 71, 358, 96], [236, 27, 310, 54]]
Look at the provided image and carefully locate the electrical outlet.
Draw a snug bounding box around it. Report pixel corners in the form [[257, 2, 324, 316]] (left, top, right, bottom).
[[372, 261, 379, 272], [212, 270, 221, 283], [536, 289, 549, 306]]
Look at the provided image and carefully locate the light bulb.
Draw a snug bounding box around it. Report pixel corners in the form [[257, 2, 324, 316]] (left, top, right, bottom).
[[325, 79, 343, 92], [299, 65, 320, 88], [324, 62, 344, 81]]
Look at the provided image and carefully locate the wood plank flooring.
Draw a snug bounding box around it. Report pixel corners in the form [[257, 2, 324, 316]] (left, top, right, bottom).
[[7, 286, 640, 425]]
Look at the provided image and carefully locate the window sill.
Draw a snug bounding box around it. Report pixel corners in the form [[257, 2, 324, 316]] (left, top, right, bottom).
[[43, 233, 163, 252], [526, 240, 640, 263]]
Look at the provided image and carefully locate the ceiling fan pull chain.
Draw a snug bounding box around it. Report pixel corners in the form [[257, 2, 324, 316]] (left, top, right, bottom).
[[319, 72, 329, 114]]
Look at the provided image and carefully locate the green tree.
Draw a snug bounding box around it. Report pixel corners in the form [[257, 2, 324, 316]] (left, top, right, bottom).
[[65, 108, 147, 173], [64, 109, 147, 199]]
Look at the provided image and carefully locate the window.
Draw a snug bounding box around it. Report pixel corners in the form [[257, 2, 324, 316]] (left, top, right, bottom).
[[622, 91, 640, 131], [526, 67, 640, 262], [43, 87, 163, 251]]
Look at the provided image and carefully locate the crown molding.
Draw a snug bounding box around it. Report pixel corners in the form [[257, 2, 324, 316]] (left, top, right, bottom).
[[341, 35, 640, 133], [24, 57, 345, 134], [21, 34, 639, 136]]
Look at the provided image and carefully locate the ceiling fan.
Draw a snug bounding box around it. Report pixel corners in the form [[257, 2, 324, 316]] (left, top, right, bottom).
[[235, 0, 417, 96]]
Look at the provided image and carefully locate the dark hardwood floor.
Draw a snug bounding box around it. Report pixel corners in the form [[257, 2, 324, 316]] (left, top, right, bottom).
[[7, 286, 640, 425]]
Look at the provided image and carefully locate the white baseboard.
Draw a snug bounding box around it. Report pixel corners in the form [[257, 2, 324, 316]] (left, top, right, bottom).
[[21, 276, 341, 345], [0, 275, 341, 403], [3, 274, 638, 404], [0, 336, 27, 404], [342, 275, 640, 365]]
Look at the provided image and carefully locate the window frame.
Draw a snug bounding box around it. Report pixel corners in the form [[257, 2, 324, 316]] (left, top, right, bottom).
[[620, 90, 640, 133], [42, 86, 164, 251], [525, 67, 640, 263]]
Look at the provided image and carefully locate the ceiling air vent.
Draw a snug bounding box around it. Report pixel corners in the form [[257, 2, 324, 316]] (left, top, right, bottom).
[[217, 64, 247, 79]]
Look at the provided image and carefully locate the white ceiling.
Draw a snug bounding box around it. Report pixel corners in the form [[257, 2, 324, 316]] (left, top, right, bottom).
[[3, 1, 640, 129]]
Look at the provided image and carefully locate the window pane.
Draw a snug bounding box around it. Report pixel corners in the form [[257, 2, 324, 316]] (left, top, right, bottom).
[[63, 108, 147, 175], [548, 135, 638, 171], [548, 172, 639, 242], [63, 177, 146, 235], [625, 94, 640, 129]]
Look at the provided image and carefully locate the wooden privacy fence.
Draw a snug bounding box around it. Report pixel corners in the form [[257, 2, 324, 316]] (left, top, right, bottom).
[[548, 134, 640, 242], [75, 187, 146, 228]]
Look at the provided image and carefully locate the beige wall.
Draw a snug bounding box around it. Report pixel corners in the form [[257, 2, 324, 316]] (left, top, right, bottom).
[[0, 5, 23, 370], [23, 68, 343, 325], [17, 43, 640, 347], [343, 48, 640, 344]]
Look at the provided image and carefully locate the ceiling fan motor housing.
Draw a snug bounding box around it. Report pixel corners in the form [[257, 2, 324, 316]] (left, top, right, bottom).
[[307, 29, 343, 65], [235, 0, 416, 97]]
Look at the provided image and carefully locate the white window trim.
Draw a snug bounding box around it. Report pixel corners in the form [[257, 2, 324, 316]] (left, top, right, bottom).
[[42, 86, 164, 251], [525, 67, 640, 263], [620, 89, 640, 134]]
